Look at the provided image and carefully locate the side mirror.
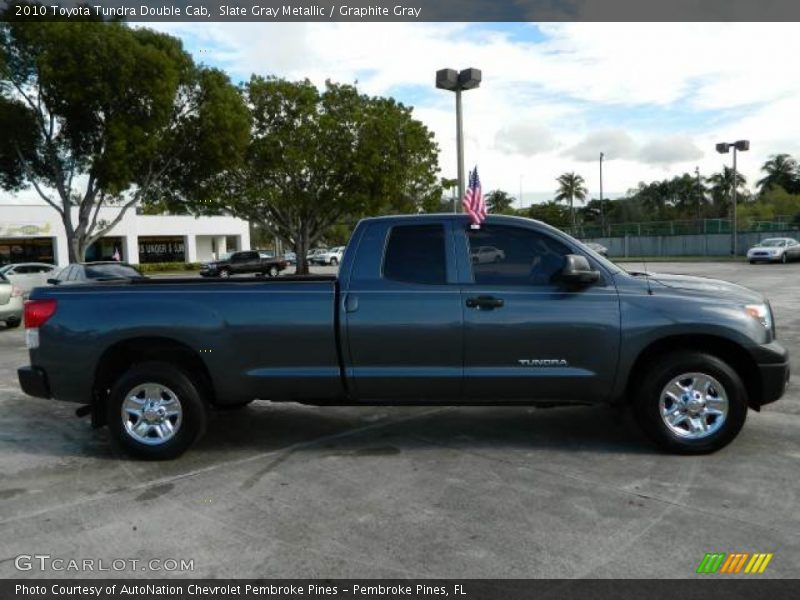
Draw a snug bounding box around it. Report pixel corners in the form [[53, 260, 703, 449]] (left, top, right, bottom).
[[47, 278, 60, 285], [560, 254, 600, 286]]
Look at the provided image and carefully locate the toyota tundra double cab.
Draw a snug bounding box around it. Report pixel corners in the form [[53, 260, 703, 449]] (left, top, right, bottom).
[[18, 214, 790, 459]]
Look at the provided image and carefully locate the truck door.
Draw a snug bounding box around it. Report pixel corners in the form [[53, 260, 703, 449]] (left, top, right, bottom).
[[343, 221, 463, 400], [458, 223, 620, 402]]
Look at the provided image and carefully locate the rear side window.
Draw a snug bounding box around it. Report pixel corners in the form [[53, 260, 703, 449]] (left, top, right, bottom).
[[85, 264, 143, 279], [383, 224, 447, 285]]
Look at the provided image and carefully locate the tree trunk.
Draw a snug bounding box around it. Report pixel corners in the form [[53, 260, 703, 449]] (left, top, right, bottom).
[[294, 224, 310, 275]]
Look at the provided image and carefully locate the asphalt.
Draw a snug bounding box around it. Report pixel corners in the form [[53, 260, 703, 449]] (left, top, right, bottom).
[[0, 262, 798, 579]]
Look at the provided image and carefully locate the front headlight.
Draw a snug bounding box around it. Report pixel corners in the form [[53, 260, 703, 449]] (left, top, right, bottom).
[[745, 303, 772, 330]]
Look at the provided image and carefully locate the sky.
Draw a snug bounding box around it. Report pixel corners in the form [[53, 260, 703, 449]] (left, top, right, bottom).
[[10, 22, 800, 208]]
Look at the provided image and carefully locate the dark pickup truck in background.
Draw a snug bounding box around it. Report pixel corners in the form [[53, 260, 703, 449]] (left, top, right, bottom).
[[18, 214, 790, 459], [200, 250, 287, 278]]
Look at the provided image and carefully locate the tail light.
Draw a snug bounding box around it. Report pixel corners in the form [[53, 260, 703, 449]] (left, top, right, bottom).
[[24, 299, 57, 329], [11, 285, 23, 298]]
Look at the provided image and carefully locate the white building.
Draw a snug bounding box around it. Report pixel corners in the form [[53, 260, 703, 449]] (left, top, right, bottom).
[[0, 204, 250, 267]]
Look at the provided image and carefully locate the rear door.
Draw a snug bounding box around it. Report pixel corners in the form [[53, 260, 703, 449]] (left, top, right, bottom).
[[343, 221, 463, 400], [458, 222, 621, 402]]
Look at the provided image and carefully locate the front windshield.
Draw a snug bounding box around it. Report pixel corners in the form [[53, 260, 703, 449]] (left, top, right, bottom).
[[760, 239, 786, 247]]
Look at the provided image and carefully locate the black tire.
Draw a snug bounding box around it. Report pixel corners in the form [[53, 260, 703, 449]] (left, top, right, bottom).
[[632, 351, 748, 454], [781, 253, 787, 264], [107, 362, 207, 460], [330, 257, 339, 266], [5, 317, 21, 328], [219, 268, 231, 279], [749, 260, 756, 265], [268, 266, 279, 277]]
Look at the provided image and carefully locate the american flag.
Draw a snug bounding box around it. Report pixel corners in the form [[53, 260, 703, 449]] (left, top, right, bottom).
[[462, 166, 487, 226]]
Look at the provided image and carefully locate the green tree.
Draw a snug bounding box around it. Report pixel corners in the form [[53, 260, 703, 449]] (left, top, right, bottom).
[[707, 167, 747, 217], [0, 19, 250, 262], [484, 189, 515, 214], [193, 77, 441, 274], [757, 153, 799, 195], [554, 172, 587, 229], [527, 200, 571, 229]]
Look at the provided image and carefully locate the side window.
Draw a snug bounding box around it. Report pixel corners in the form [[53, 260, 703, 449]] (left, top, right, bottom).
[[467, 225, 571, 286], [383, 224, 447, 285]]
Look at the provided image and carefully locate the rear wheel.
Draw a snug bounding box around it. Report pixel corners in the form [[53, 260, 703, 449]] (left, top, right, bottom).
[[107, 362, 207, 460], [268, 266, 279, 277], [632, 351, 747, 454], [330, 257, 339, 266]]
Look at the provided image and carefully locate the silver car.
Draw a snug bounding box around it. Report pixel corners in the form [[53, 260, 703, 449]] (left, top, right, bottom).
[[747, 237, 800, 264], [0, 271, 24, 328]]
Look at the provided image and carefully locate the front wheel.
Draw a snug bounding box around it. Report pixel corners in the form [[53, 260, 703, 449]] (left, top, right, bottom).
[[219, 268, 231, 279], [632, 351, 747, 454], [107, 362, 207, 460], [329, 257, 339, 266], [781, 253, 787, 264], [5, 317, 21, 328]]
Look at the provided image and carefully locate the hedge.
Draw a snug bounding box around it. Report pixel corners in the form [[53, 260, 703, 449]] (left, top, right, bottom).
[[136, 262, 202, 273]]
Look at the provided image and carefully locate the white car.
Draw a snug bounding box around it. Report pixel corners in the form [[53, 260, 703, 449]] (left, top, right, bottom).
[[311, 246, 345, 266], [747, 237, 800, 264], [470, 245, 506, 264], [0, 262, 57, 295], [0, 271, 24, 328]]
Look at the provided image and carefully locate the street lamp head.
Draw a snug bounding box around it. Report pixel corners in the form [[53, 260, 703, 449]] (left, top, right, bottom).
[[457, 68, 482, 90], [734, 140, 750, 151], [435, 68, 459, 91], [715, 142, 730, 154]]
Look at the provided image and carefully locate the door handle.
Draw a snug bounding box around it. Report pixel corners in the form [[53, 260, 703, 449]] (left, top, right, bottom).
[[466, 296, 504, 310], [344, 294, 359, 313]]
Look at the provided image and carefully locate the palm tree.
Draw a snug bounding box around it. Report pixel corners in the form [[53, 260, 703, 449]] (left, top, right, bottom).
[[757, 154, 798, 194], [707, 167, 746, 216], [554, 172, 588, 230]]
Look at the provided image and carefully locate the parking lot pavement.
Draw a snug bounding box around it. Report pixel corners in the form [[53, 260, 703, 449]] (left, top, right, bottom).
[[0, 262, 798, 579]]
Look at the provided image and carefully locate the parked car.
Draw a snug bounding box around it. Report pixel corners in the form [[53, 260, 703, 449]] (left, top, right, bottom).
[[49, 262, 146, 285], [747, 237, 800, 264], [282, 252, 297, 266], [200, 250, 287, 278], [0, 271, 24, 328], [0, 262, 56, 295], [306, 248, 326, 262], [310, 246, 345, 266], [470, 245, 506, 264], [584, 242, 609, 257], [18, 214, 790, 459]]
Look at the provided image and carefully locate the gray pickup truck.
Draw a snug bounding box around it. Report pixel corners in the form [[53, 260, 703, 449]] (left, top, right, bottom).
[[18, 214, 790, 459]]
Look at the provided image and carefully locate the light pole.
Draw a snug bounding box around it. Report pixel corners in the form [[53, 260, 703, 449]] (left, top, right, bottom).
[[695, 166, 702, 223], [436, 68, 482, 206], [599, 152, 604, 232], [715, 140, 749, 257]]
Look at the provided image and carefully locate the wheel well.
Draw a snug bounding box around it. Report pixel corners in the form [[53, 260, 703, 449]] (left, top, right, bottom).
[[92, 337, 216, 424], [625, 334, 762, 409]]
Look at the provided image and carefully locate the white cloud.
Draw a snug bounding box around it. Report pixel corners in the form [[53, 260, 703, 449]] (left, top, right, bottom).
[[494, 122, 559, 156], [564, 130, 637, 162], [639, 136, 704, 165]]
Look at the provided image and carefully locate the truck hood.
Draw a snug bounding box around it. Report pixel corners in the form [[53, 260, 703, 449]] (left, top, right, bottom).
[[634, 272, 765, 303]]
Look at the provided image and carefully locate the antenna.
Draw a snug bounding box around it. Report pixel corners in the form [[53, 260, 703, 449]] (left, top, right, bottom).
[[642, 255, 653, 295]]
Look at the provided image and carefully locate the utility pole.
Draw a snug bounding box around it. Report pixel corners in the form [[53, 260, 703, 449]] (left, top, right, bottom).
[[599, 152, 605, 233]]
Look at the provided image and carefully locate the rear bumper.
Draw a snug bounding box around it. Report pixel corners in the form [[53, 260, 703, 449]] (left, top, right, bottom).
[[749, 341, 790, 406], [18, 366, 51, 399]]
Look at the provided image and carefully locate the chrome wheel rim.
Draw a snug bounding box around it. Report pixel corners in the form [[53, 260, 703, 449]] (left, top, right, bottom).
[[219, 270, 230, 278], [122, 383, 183, 445], [659, 372, 728, 439]]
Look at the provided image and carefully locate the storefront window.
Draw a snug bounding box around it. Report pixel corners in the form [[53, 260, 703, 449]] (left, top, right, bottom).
[[138, 237, 185, 263], [0, 238, 56, 266]]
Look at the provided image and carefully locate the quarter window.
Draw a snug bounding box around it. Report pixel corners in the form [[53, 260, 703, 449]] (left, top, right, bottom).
[[467, 225, 571, 286], [383, 224, 447, 285]]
